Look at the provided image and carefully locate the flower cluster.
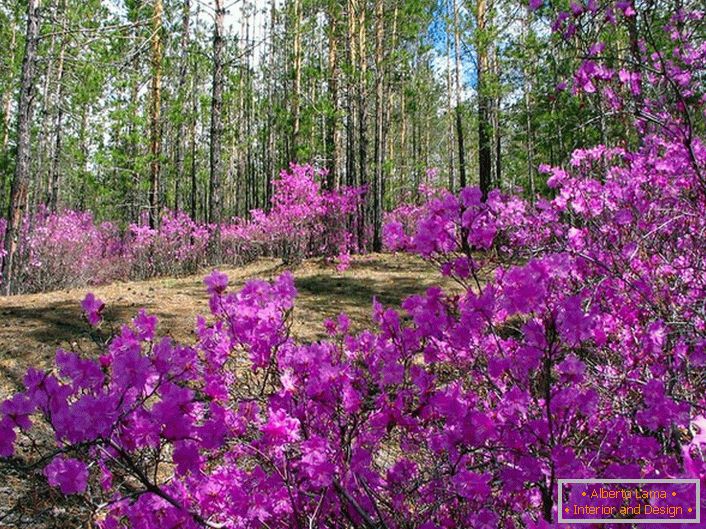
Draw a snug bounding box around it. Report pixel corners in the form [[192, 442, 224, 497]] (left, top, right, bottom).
[[225, 164, 363, 265], [0, 208, 130, 293]]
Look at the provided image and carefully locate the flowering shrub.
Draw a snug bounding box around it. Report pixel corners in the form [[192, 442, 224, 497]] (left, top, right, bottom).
[[126, 210, 212, 279], [231, 164, 363, 265], [0, 208, 129, 294], [0, 165, 363, 294], [382, 185, 440, 252]]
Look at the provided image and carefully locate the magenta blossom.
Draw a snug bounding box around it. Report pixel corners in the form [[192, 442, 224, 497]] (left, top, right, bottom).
[[81, 292, 104, 327], [43, 456, 89, 495]]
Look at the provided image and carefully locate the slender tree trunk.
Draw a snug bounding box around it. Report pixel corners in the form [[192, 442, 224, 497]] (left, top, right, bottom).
[[48, 0, 68, 212], [372, 0, 384, 252], [492, 45, 501, 189], [477, 0, 492, 200], [148, 0, 163, 228], [3, 0, 40, 295], [265, 0, 276, 207], [126, 36, 140, 222], [446, 0, 455, 192], [524, 5, 535, 200], [356, 0, 367, 250], [1, 25, 16, 155], [190, 52, 198, 221], [48, 94, 64, 212], [174, 0, 191, 211], [77, 107, 88, 210], [453, 0, 466, 188], [35, 24, 59, 207], [381, 2, 398, 209], [209, 0, 225, 231], [291, 0, 302, 157], [399, 95, 406, 189], [325, 0, 340, 189], [346, 0, 357, 188]]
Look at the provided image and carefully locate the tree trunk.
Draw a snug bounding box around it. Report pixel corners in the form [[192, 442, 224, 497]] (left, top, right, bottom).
[[148, 0, 164, 228], [1, 24, 16, 155], [190, 51, 198, 221], [48, 96, 64, 212], [477, 0, 492, 200], [77, 107, 88, 210], [492, 45, 501, 189], [325, 0, 340, 189], [48, 0, 68, 212], [291, 0, 302, 158], [372, 0, 384, 252], [2, 0, 40, 295], [524, 5, 535, 200], [209, 0, 225, 230], [265, 0, 276, 207], [446, 0, 455, 192], [345, 0, 357, 188], [174, 0, 191, 211], [356, 0, 367, 250], [453, 0, 466, 189]]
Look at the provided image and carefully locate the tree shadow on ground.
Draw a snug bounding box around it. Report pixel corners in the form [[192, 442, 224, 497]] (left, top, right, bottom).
[[295, 273, 438, 309]]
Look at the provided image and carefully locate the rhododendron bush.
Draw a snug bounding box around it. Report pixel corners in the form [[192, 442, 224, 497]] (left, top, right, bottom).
[[221, 164, 363, 266], [0, 164, 361, 294], [0, 209, 130, 293]]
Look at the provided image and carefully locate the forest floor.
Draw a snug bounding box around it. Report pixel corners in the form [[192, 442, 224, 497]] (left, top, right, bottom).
[[0, 252, 457, 398]]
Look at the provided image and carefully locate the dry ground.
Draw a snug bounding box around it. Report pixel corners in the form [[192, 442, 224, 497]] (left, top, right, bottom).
[[0, 252, 456, 399]]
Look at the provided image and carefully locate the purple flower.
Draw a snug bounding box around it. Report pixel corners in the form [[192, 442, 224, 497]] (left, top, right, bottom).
[[44, 456, 89, 495], [133, 309, 158, 341], [81, 292, 104, 327], [261, 409, 300, 444], [0, 417, 16, 457], [204, 269, 229, 295]]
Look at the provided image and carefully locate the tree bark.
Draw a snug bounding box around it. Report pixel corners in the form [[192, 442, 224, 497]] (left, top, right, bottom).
[[492, 45, 501, 189], [372, 0, 384, 252], [356, 0, 367, 250], [190, 49, 198, 221], [174, 0, 191, 211], [291, 0, 302, 157], [524, 5, 535, 200], [445, 0, 455, 192], [2, 0, 40, 295], [345, 0, 357, 188], [477, 0, 492, 200], [325, 0, 340, 189], [48, 0, 68, 212], [148, 0, 164, 228], [266, 0, 276, 207], [1, 24, 16, 155], [453, 0, 466, 189], [209, 0, 225, 230]]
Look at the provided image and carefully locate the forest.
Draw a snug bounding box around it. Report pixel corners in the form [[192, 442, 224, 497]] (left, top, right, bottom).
[[1, 0, 706, 528], [0, 0, 668, 293]]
